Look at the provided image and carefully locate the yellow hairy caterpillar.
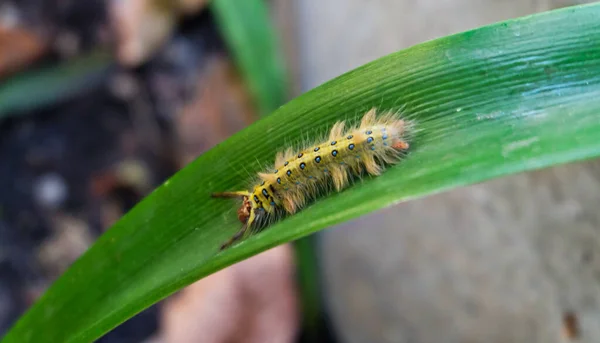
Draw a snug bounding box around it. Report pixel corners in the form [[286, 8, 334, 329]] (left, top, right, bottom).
[[212, 108, 412, 250]]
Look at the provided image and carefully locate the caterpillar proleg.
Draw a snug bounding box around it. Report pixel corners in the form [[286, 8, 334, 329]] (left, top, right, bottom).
[[212, 108, 412, 250]]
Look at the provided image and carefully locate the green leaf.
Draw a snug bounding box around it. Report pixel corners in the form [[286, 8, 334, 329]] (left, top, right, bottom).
[[0, 50, 113, 120], [211, 0, 288, 115], [4, 3, 600, 342]]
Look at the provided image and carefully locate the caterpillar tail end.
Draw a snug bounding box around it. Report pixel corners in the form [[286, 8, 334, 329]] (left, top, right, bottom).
[[392, 141, 409, 150]]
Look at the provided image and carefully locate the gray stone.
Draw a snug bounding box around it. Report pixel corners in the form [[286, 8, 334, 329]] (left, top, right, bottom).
[[320, 163, 600, 342]]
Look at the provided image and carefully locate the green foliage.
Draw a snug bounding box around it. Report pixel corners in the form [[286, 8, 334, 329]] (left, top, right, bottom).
[[212, 0, 288, 115], [0, 50, 113, 119]]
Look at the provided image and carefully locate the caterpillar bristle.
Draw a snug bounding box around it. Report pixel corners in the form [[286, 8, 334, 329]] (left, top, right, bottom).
[[214, 107, 413, 250], [211, 191, 249, 199]]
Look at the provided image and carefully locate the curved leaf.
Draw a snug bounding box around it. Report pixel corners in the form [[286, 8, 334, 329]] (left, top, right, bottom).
[[4, 3, 600, 342]]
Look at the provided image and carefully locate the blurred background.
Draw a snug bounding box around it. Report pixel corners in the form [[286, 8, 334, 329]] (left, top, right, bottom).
[[1, 0, 600, 342]]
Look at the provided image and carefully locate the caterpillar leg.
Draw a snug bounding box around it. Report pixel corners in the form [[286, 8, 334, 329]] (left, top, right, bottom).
[[220, 223, 249, 250]]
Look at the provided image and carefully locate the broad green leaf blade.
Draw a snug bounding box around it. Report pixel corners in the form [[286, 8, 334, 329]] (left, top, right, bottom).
[[211, 0, 288, 115], [4, 3, 600, 342]]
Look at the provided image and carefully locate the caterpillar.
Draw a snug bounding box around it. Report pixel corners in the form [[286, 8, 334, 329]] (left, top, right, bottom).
[[212, 108, 412, 250]]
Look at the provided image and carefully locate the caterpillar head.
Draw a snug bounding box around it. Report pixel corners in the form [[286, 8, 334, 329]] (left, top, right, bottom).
[[237, 195, 252, 224], [211, 191, 252, 225], [211, 190, 256, 250]]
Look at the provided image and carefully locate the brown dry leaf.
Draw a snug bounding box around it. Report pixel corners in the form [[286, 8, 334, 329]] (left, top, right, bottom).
[[110, 0, 209, 67], [561, 311, 580, 341], [159, 245, 299, 343], [0, 25, 46, 78]]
